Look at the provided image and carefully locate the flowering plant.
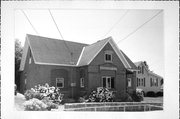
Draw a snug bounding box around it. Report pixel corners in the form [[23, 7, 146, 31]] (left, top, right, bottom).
[[88, 87, 115, 102], [24, 83, 63, 104], [23, 98, 47, 111]]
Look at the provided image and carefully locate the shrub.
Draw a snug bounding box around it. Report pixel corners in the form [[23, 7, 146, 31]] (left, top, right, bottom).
[[24, 83, 63, 104], [118, 91, 133, 102], [23, 98, 47, 111], [130, 90, 143, 102], [78, 97, 88, 103], [24, 90, 35, 100], [42, 97, 58, 110], [87, 87, 115, 102], [156, 92, 163, 97], [146, 91, 156, 97]]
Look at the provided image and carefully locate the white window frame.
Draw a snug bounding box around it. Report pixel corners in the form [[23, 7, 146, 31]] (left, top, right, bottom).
[[29, 57, 32, 64], [127, 78, 132, 87], [102, 76, 114, 89], [104, 53, 112, 62], [80, 78, 85, 88], [56, 78, 64, 88]]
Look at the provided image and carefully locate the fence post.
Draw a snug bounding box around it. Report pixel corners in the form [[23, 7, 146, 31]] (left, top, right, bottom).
[[124, 105, 126, 112]]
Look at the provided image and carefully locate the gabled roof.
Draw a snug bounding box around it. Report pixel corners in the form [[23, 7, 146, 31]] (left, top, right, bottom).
[[120, 50, 137, 69], [148, 71, 163, 79], [77, 37, 110, 66], [134, 61, 149, 72], [134, 61, 163, 78], [20, 34, 137, 70]]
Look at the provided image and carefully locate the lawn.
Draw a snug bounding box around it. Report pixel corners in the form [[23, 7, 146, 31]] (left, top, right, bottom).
[[142, 97, 163, 103]]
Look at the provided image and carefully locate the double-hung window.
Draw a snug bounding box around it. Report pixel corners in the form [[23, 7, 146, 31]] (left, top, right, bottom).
[[127, 78, 132, 87], [104, 51, 112, 62], [80, 78, 84, 88], [56, 78, 64, 88], [102, 76, 114, 89]]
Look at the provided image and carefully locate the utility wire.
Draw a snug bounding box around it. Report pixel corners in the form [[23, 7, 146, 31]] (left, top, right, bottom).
[[103, 10, 129, 38], [48, 9, 72, 57], [117, 10, 163, 44], [21, 10, 39, 35]]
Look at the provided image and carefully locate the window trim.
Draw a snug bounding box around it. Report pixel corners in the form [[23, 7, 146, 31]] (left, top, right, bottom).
[[102, 76, 114, 89], [56, 78, 64, 88], [29, 57, 32, 64], [127, 78, 132, 87], [80, 77, 85, 88], [104, 53, 112, 62]]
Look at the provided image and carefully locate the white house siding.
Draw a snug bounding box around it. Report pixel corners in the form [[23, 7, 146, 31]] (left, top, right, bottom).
[[135, 62, 163, 95]]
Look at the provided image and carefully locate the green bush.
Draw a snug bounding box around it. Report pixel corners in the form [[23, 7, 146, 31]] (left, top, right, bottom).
[[23, 98, 47, 111], [88, 87, 115, 102]]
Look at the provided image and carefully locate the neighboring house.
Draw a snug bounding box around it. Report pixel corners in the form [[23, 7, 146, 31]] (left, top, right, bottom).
[[19, 34, 138, 99], [134, 61, 163, 96]]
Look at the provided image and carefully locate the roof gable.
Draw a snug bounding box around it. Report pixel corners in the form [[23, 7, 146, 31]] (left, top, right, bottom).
[[77, 37, 110, 66], [78, 37, 137, 69], [134, 61, 149, 72]]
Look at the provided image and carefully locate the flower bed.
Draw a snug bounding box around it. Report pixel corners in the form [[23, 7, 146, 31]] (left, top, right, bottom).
[[23, 83, 63, 111]]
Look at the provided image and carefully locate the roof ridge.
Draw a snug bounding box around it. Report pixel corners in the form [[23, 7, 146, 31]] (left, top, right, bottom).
[[26, 34, 89, 46]]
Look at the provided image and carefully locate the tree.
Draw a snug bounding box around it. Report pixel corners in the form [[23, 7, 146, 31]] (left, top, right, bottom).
[[15, 39, 23, 91]]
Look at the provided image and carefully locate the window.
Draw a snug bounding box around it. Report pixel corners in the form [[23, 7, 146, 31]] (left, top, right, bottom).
[[29, 57, 32, 64], [80, 78, 84, 88], [102, 76, 114, 89], [141, 78, 143, 86], [142, 66, 144, 74], [29, 51, 32, 64], [56, 78, 64, 88], [150, 78, 152, 87], [138, 78, 141, 86], [144, 78, 145, 87], [105, 53, 112, 62], [137, 78, 138, 86], [127, 78, 131, 87]]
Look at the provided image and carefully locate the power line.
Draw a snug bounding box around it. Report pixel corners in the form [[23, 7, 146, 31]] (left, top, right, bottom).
[[103, 10, 129, 38], [117, 10, 163, 44], [48, 9, 72, 57], [21, 10, 39, 35]]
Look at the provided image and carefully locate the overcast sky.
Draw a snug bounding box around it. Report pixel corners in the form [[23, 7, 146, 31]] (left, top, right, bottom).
[[15, 9, 164, 77]]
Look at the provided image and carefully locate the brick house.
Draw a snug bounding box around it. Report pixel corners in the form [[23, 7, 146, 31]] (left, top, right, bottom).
[[134, 61, 163, 96], [19, 34, 138, 99]]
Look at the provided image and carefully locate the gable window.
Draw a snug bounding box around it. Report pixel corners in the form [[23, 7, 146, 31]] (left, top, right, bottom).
[[104, 51, 113, 62], [80, 78, 84, 88], [29, 50, 32, 64], [56, 78, 64, 88], [102, 76, 114, 89], [127, 78, 131, 87], [29, 57, 32, 64]]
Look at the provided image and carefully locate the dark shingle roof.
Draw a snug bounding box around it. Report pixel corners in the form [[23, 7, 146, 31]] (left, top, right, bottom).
[[20, 34, 137, 70], [27, 34, 88, 65], [120, 50, 137, 69]]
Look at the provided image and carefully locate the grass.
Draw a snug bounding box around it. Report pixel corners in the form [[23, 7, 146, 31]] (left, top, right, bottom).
[[143, 97, 163, 103]]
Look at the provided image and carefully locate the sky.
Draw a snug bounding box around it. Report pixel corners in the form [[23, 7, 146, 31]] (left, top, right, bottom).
[[14, 9, 164, 77]]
